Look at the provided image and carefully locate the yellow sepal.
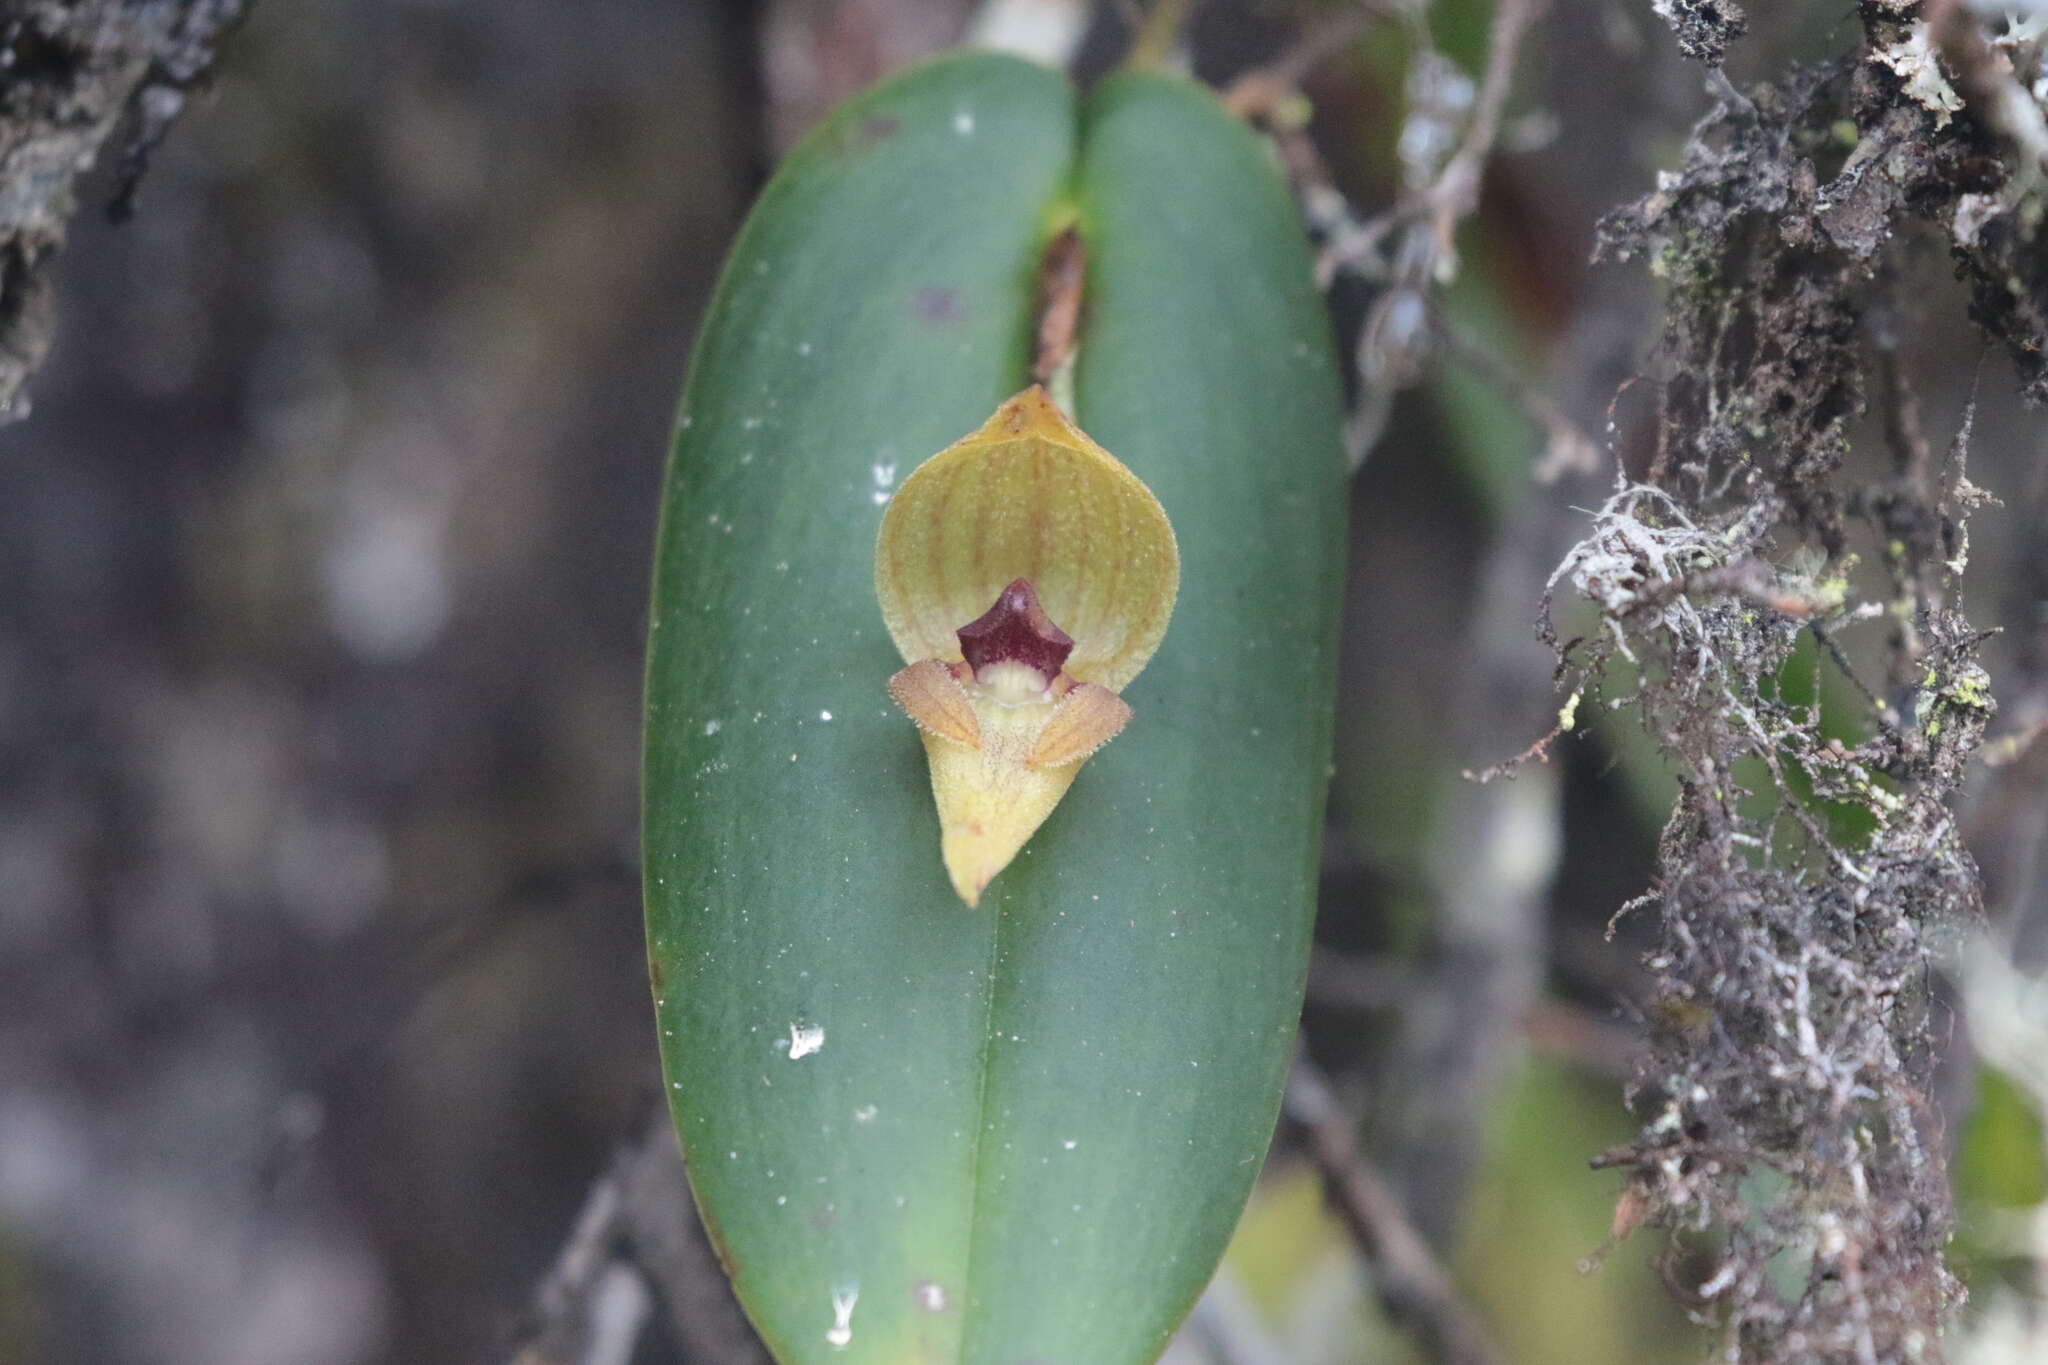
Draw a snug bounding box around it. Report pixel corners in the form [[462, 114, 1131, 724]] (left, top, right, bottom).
[[875, 386, 1178, 693]]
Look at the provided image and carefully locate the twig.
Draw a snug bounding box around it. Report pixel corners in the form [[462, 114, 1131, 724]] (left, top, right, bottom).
[[1308, 0, 1551, 466], [1223, 1, 1552, 473], [1222, 1, 1397, 117], [1704, 65, 1757, 123], [1284, 1057, 1507, 1365], [506, 1106, 769, 1365], [1460, 717, 1566, 783], [1981, 712, 2048, 768], [1325, 0, 1549, 283], [1223, 5, 1398, 275], [507, 1161, 642, 1365], [1420, 0, 1546, 270], [615, 1113, 772, 1364], [1437, 313, 1601, 483]]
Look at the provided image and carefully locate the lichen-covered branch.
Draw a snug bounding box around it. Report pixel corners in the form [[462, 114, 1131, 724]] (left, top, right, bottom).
[[0, 0, 246, 418], [1550, 3, 2041, 1360]]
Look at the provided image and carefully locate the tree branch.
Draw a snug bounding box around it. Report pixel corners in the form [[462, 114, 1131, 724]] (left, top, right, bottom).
[[1284, 1058, 1507, 1365], [0, 0, 247, 418], [507, 1106, 769, 1365]]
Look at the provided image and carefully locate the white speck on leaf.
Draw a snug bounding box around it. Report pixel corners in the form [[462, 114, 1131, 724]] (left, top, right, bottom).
[[854, 1104, 877, 1123], [819, 709, 833, 721], [915, 1281, 947, 1313], [703, 719, 722, 736], [781, 1020, 826, 1059], [826, 1283, 859, 1349], [953, 110, 974, 136], [870, 460, 898, 507]]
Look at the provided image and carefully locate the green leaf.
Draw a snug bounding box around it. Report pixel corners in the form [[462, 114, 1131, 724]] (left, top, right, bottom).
[[644, 54, 1346, 1364]]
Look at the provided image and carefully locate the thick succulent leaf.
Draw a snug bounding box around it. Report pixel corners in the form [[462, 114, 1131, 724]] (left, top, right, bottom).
[[644, 54, 1346, 1365], [945, 71, 1350, 1359]]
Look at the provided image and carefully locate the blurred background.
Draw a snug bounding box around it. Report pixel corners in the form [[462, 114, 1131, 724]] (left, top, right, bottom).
[[2, 2, 2044, 1363]]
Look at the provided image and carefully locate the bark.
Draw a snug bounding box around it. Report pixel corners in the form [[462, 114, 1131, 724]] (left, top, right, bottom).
[[0, 0, 244, 417]]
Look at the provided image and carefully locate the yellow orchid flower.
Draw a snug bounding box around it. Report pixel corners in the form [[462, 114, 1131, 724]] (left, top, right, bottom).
[[875, 386, 1179, 906]]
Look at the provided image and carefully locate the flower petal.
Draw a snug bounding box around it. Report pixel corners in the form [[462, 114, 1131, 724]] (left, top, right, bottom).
[[1026, 683, 1131, 769], [887, 659, 981, 747]]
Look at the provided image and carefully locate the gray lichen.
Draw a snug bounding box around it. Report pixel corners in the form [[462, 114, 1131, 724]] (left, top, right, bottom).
[[1556, 3, 2040, 1360], [1652, 0, 1749, 70], [0, 1, 247, 418]]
